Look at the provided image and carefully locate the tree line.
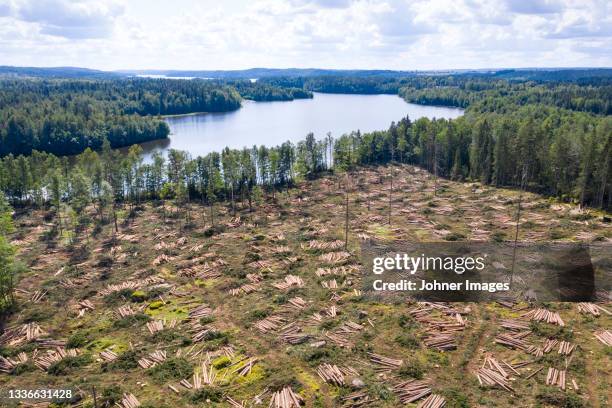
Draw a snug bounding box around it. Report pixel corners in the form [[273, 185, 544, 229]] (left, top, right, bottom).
[[263, 74, 612, 115], [0, 104, 609, 223], [227, 80, 313, 101]]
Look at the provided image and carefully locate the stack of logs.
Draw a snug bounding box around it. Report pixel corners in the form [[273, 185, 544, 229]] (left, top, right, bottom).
[[594, 330, 612, 346], [268, 387, 303, 408], [119, 393, 141, 408], [368, 352, 403, 371], [475, 355, 514, 392], [545, 367, 566, 390], [522, 309, 565, 326], [417, 394, 446, 408], [393, 380, 431, 404]]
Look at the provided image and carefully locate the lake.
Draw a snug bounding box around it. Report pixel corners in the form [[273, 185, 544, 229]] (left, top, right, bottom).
[[135, 92, 464, 160]]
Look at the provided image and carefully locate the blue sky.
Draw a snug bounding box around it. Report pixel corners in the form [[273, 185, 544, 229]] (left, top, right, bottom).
[[0, 0, 610, 70]]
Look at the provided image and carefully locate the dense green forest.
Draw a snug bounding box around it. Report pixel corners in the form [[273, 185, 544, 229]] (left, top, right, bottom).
[[0, 78, 242, 156], [227, 80, 313, 101], [263, 74, 612, 114]]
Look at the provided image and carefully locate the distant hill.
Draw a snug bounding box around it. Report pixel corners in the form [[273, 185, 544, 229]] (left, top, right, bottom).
[[0, 66, 121, 79], [118, 68, 420, 79], [1, 65, 610, 83]]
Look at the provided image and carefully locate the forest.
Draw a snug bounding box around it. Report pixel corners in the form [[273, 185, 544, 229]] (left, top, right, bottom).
[[227, 80, 313, 101], [0, 78, 243, 156], [0, 70, 610, 212]]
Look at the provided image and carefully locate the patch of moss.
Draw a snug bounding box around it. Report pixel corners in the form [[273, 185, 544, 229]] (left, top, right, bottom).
[[148, 300, 164, 310], [131, 290, 147, 302], [236, 364, 265, 385], [212, 355, 232, 369]]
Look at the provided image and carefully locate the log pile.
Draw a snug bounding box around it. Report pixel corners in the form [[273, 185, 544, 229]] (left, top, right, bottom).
[[34, 338, 66, 348], [288, 297, 307, 310], [189, 304, 213, 320], [304, 240, 345, 251], [254, 315, 288, 333], [337, 321, 364, 334], [368, 352, 403, 371], [119, 393, 141, 408], [417, 394, 446, 408], [100, 348, 118, 363], [494, 333, 529, 351], [341, 390, 375, 407], [316, 363, 346, 386], [315, 266, 357, 277], [226, 217, 242, 228], [138, 350, 167, 369], [100, 276, 164, 296], [35, 347, 79, 371], [77, 299, 95, 317], [232, 357, 258, 376], [0, 352, 29, 373], [181, 362, 217, 388], [545, 367, 566, 390], [279, 323, 309, 344], [327, 306, 337, 317], [540, 339, 558, 355], [226, 396, 246, 408], [230, 283, 260, 296], [321, 279, 338, 289], [319, 251, 351, 265], [577, 302, 610, 317], [558, 341, 576, 355], [522, 308, 565, 326], [392, 380, 431, 404], [268, 387, 304, 408], [273, 275, 304, 290], [192, 327, 220, 343], [423, 333, 456, 351], [594, 329, 612, 346], [499, 319, 530, 331], [0, 323, 47, 346], [152, 254, 174, 265], [117, 304, 136, 318], [146, 320, 164, 334], [31, 290, 47, 303], [179, 265, 221, 280], [247, 273, 264, 283], [475, 355, 513, 392], [249, 260, 274, 271], [146, 319, 175, 335], [324, 332, 351, 348]]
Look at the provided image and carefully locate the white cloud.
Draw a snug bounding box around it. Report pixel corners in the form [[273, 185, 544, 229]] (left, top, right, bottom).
[[0, 0, 609, 69]]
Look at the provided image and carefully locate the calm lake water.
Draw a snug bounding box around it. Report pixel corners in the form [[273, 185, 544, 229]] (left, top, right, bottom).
[[136, 92, 464, 160]]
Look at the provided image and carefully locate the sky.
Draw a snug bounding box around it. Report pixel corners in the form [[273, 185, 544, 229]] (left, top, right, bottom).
[[0, 0, 610, 71]]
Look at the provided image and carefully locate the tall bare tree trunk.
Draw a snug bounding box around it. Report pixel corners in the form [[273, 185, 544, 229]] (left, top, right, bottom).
[[344, 172, 350, 250], [510, 166, 527, 287], [388, 169, 393, 225]]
